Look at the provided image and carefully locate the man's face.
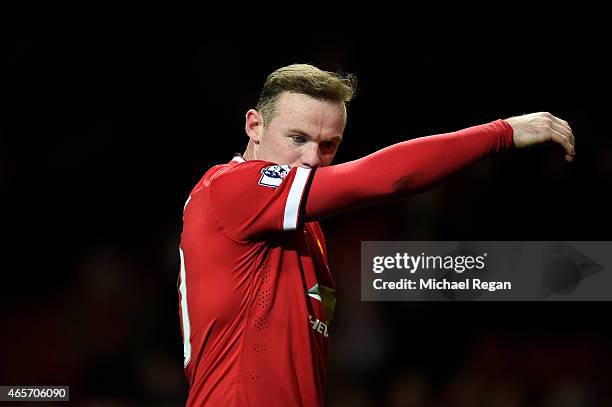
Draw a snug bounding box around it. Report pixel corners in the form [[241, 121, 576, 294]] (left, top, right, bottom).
[[254, 92, 346, 168]]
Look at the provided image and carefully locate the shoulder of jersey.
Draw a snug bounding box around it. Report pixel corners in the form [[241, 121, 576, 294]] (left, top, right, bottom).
[[207, 160, 283, 184]]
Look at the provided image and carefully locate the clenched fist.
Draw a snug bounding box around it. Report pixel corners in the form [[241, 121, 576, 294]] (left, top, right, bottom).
[[504, 112, 575, 162]]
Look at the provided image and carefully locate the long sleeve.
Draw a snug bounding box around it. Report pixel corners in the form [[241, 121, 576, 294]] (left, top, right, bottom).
[[208, 120, 513, 241], [305, 119, 514, 220]]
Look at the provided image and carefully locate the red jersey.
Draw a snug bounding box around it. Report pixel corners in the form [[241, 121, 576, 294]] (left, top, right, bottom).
[[178, 120, 514, 406], [179, 156, 333, 406]]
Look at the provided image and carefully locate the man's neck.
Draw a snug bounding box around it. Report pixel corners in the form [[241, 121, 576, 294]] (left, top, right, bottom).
[[243, 140, 257, 161]]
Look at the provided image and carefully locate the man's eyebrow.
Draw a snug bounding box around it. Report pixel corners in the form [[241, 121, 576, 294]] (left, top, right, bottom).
[[287, 129, 342, 143]]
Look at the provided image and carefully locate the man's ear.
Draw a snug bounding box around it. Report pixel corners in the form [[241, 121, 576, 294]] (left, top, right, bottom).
[[245, 109, 264, 144]]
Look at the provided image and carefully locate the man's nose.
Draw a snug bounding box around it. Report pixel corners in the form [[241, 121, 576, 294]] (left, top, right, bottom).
[[300, 144, 322, 168]]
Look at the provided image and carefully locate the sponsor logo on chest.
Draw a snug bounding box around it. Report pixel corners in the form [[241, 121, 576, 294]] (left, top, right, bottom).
[[309, 314, 329, 338]]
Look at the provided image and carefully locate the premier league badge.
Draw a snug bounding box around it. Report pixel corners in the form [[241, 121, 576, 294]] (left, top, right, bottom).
[[258, 165, 290, 188]]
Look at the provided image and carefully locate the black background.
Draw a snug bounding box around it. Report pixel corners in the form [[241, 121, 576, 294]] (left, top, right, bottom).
[[2, 19, 611, 405]]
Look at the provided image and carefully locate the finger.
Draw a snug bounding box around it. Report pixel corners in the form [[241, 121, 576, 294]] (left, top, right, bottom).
[[551, 121, 574, 147], [549, 115, 572, 134], [544, 112, 571, 130], [550, 129, 575, 157]]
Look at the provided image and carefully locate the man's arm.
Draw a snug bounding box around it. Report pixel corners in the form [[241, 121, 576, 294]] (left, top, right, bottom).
[[209, 112, 574, 241], [305, 112, 574, 221]]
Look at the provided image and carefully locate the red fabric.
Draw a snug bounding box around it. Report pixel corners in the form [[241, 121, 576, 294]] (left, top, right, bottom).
[[306, 119, 514, 219], [209, 161, 311, 241], [181, 160, 332, 407]]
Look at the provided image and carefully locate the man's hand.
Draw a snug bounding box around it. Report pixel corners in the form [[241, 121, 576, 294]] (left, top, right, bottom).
[[504, 112, 575, 162]]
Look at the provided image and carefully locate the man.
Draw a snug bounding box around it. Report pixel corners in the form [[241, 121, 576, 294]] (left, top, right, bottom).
[[178, 64, 574, 406]]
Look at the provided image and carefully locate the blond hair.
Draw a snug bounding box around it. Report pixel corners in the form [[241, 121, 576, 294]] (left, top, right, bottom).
[[256, 64, 356, 127]]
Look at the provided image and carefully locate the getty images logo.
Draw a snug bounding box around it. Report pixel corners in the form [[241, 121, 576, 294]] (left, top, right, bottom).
[[372, 251, 488, 274]]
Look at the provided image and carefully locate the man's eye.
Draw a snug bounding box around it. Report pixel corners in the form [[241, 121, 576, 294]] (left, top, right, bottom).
[[291, 136, 307, 144]]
